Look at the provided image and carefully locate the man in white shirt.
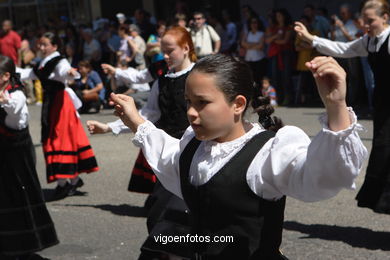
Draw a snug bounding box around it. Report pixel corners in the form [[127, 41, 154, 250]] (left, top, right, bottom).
[[190, 12, 221, 59]]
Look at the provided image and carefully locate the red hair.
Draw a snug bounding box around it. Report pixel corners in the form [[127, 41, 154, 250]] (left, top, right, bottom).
[[163, 26, 197, 62]]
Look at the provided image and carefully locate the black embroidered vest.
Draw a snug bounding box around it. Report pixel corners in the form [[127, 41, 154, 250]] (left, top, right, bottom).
[[33, 56, 65, 141], [155, 71, 190, 139], [179, 131, 286, 259]]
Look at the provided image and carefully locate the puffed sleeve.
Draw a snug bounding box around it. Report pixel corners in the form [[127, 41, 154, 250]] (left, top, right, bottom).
[[247, 108, 368, 202], [53, 59, 80, 82], [138, 80, 161, 123], [107, 119, 132, 135], [114, 67, 153, 84], [0, 90, 29, 130], [132, 120, 194, 199], [16, 67, 38, 81]]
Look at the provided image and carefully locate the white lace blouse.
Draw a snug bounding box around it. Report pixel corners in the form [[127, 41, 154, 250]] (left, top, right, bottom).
[[0, 89, 29, 130], [132, 108, 368, 202]]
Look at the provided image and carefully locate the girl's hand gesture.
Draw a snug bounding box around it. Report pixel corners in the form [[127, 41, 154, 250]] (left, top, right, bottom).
[[294, 21, 314, 43], [110, 93, 145, 132], [306, 56, 351, 131], [0, 90, 9, 104], [68, 67, 78, 77], [86, 120, 111, 134], [306, 56, 346, 106], [101, 64, 116, 75]]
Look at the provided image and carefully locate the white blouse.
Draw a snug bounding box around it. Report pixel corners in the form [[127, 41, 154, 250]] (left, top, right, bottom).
[[132, 108, 368, 202], [17, 51, 80, 83], [108, 63, 195, 135], [0, 89, 29, 130], [312, 26, 390, 57], [16, 51, 82, 110], [114, 67, 150, 92], [114, 67, 153, 85]]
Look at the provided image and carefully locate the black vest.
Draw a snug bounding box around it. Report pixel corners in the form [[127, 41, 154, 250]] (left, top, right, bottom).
[[147, 59, 168, 79], [155, 72, 190, 139], [367, 34, 390, 114], [179, 131, 286, 260], [33, 56, 65, 141]]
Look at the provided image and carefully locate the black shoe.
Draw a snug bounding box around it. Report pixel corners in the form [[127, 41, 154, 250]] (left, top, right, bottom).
[[19, 253, 51, 260], [68, 178, 84, 196], [50, 182, 71, 201]]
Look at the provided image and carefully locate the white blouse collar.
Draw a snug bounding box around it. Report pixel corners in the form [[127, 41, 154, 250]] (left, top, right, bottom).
[[203, 123, 264, 157], [40, 51, 61, 68], [165, 63, 195, 78], [377, 26, 390, 39]]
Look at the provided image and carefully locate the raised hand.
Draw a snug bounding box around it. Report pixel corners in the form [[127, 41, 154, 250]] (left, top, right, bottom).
[[110, 93, 145, 132], [306, 56, 350, 131], [294, 21, 315, 43], [86, 120, 111, 134], [68, 67, 79, 77], [101, 64, 116, 75], [306, 56, 346, 106], [0, 90, 9, 103]]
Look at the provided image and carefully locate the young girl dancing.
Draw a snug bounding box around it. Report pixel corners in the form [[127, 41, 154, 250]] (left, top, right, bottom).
[[294, 0, 390, 214], [17, 32, 99, 200], [0, 55, 58, 259], [111, 54, 367, 259], [88, 26, 197, 259]]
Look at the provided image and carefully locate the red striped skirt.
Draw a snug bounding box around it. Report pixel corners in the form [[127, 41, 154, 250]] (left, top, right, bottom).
[[43, 90, 99, 183], [128, 150, 156, 193]]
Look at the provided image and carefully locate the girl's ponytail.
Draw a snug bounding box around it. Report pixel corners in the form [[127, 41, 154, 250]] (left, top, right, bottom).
[[251, 84, 283, 132], [0, 55, 23, 88], [10, 72, 23, 88], [189, 51, 197, 63]]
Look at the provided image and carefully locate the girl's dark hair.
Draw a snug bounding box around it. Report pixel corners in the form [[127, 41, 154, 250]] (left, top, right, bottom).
[[275, 8, 293, 26], [0, 55, 23, 88], [247, 16, 265, 32], [118, 24, 130, 34], [78, 60, 93, 70], [191, 54, 283, 132], [42, 31, 62, 52]]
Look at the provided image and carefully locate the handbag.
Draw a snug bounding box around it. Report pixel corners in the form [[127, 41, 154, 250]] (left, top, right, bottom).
[[82, 91, 99, 102]]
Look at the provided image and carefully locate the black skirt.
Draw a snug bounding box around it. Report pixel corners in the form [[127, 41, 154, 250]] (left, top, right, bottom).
[[0, 127, 59, 256], [356, 113, 390, 214], [140, 182, 193, 259]]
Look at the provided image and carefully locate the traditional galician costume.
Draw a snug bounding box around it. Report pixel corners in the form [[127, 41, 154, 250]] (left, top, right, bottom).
[[0, 83, 59, 258], [18, 51, 99, 199]]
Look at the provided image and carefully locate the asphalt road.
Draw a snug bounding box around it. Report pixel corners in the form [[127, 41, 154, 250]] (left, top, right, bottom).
[[24, 104, 389, 260]]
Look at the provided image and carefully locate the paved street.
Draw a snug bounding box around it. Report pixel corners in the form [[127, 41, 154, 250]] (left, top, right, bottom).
[[26, 104, 390, 260]]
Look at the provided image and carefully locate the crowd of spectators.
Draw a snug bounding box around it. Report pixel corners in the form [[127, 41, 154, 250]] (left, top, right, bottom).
[[0, 3, 374, 115]]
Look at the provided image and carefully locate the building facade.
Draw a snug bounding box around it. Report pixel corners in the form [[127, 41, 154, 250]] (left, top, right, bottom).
[[1, 0, 364, 28], [0, 0, 92, 27]]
